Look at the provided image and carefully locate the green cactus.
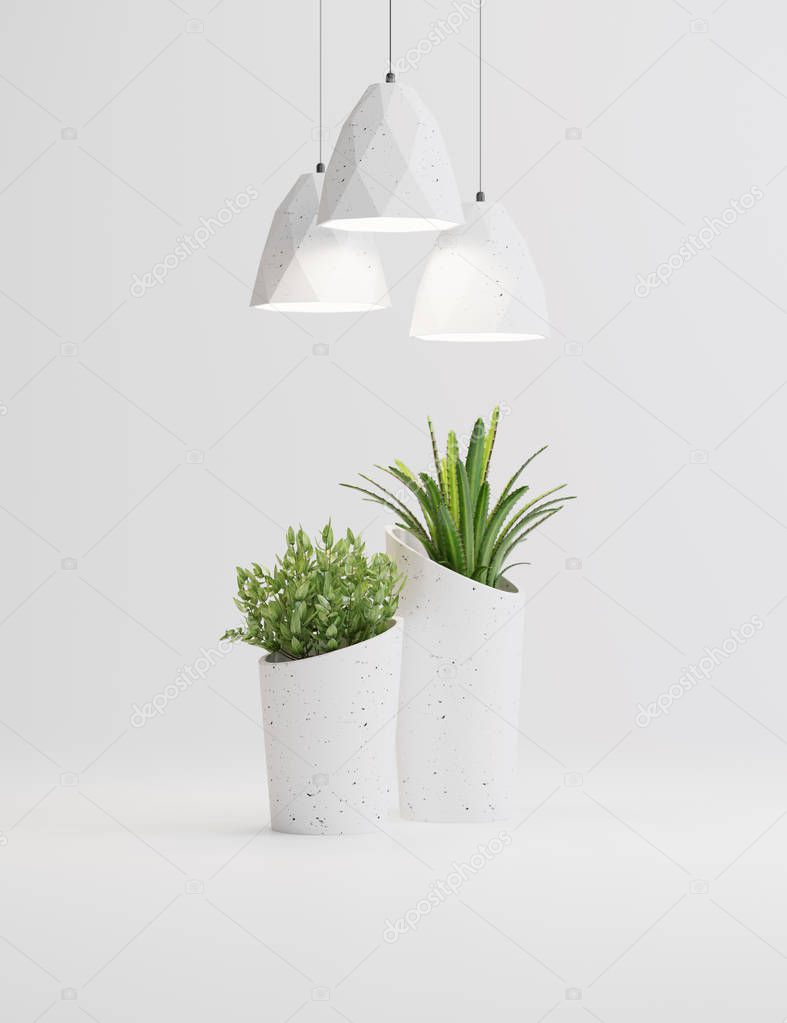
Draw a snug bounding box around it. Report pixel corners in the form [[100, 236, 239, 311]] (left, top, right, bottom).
[[342, 408, 574, 589]]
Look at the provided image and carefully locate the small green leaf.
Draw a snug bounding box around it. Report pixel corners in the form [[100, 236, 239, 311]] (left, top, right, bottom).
[[221, 522, 403, 658]]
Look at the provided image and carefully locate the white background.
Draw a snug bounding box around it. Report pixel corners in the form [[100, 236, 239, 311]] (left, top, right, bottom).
[[1, 0, 787, 1020]]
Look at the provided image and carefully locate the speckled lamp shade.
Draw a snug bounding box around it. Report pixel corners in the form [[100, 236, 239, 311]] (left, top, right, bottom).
[[250, 172, 390, 311], [317, 82, 464, 232], [410, 201, 549, 341]]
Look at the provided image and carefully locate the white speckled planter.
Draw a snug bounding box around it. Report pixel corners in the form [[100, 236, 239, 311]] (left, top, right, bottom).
[[386, 527, 526, 822], [258, 619, 403, 835]]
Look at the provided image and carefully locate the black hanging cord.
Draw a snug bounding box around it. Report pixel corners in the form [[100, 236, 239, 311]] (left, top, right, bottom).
[[316, 0, 325, 172], [476, 1, 484, 201], [386, 0, 395, 82]]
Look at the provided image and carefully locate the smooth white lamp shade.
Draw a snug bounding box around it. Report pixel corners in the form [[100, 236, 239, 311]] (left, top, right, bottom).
[[410, 202, 549, 341], [250, 173, 389, 311], [317, 82, 463, 233]]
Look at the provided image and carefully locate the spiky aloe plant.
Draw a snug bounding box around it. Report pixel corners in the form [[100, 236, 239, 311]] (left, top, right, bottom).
[[342, 408, 574, 589]]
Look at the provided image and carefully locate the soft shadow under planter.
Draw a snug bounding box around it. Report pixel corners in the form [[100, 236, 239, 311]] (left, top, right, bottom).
[[386, 526, 526, 822], [258, 619, 403, 835]]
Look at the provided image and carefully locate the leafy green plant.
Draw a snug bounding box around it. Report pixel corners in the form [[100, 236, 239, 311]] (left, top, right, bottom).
[[342, 408, 574, 589], [221, 523, 403, 659]]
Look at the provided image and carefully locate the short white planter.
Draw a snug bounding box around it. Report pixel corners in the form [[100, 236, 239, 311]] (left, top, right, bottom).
[[386, 526, 526, 822], [258, 619, 403, 835]]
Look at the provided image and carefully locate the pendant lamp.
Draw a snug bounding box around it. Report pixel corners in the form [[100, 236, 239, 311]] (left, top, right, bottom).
[[317, 2, 463, 232], [410, 3, 548, 341], [250, 1, 389, 312]]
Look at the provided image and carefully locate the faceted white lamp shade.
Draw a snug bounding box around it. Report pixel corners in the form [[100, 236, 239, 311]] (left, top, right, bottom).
[[317, 82, 463, 233], [250, 173, 389, 311], [410, 202, 549, 341]]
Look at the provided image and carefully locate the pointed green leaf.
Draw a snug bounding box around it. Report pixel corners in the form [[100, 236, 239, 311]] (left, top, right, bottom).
[[438, 504, 465, 574], [477, 485, 529, 569], [446, 431, 460, 524], [495, 487, 572, 552], [490, 508, 561, 582], [427, 417, 446, 499], [456, 461, 475, 576], [481, 406, 500, 483], [465, 417, 486, 501], [473, 480, 490, 553]]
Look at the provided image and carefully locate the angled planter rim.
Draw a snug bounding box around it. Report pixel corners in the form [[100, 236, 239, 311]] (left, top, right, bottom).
[[384, 525, 521, 598], [258, 616, 401, 667]]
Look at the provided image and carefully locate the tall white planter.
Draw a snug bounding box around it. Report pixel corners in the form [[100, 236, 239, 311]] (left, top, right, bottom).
[[258, 619, 403, 835], [386, 527, 526, 822]]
